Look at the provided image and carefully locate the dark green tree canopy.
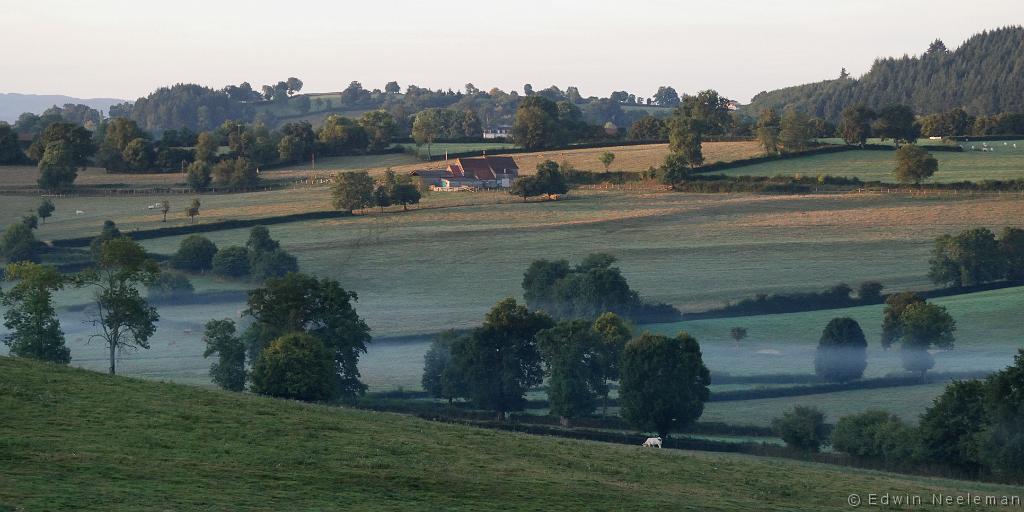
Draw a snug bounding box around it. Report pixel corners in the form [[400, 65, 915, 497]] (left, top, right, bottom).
[[1, 262, 70, 364], [448, 298, 553, 419], [619, 331, 710, 438], [814, 317, 868, 382], [203, 319, 247, 392], [893, 145, 938, 185], [171, 235, 218, 272], [250, 332, 336, 402], [244, 272, 371, 397]]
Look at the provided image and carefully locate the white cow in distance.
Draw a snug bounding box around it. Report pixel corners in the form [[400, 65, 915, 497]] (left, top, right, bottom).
[[642, 437, 662, 448]]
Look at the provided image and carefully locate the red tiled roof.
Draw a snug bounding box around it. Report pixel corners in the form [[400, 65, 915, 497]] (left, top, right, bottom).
[[451, 156, 519, 181]]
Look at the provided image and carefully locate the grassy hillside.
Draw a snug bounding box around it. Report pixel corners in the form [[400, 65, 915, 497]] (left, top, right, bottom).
[[1, 357, 1018, 511], [716, 143, 1024, 182]]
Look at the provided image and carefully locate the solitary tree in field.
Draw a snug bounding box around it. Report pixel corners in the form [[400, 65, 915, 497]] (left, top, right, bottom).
[[202, 319, 246, 391], [77, 237, 160, 375], [1, 262, 70, 364], [619, 332, 710, 439], [187, 199, 200, 224], [449, 298, 553, 421], [160, 200, 170, 222], [814, 317, 868, 382], [756, 108, 781, 155], [36, 199, 55, 224], [893, 145, 938, 185], [390, 183, 421, 211], [898, 302, 955, 380], [599, 152, 615, 173], [331, 171, 374, 213], [729, 326, 748, 347], [881, 291, 925, 350]]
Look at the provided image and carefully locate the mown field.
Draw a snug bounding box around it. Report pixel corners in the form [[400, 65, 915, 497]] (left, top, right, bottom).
[[718, 141, 1024, 182], [3, 357, 1018, 512]]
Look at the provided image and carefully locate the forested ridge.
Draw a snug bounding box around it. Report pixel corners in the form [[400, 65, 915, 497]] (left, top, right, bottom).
[[747, 26, 1024, 121]]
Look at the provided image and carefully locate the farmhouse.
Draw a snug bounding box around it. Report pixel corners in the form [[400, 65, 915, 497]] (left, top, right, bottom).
[[482, 125, 512, 140], [411, 156, 519, 190]]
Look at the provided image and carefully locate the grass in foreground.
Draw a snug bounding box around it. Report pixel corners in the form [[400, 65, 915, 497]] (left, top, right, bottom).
[[1, 357, 1019, 511]]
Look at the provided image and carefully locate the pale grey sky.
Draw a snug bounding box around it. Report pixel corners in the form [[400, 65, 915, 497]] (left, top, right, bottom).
[[1, 0, 1019, 102]]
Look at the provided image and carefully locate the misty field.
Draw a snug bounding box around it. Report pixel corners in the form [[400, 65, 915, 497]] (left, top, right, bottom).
[[9, 189, 1022, 393], [717, 142, 1024, 182]]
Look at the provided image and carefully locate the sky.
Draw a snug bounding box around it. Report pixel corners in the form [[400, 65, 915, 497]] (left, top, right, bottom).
[[1, 0, 1020, 103]]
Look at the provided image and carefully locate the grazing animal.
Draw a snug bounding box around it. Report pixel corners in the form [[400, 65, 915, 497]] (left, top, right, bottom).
[[642, 437, 663, 448], [75, 210, 85, 215]]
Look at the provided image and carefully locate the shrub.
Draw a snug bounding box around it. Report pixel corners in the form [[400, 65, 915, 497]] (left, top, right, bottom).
[[211, 246, 251, 278], [814, 317, 868, 382], [250, 249, 299, 281], [171, 235, 218, 272], [146, 272, 194, 301], [772, 406, 829, 452], [250, 332, 335, 402], [918, 380, 987, 474]]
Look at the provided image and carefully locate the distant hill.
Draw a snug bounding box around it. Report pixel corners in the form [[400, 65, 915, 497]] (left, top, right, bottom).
[[747, 26, 1024, 122], [0, 93, 125, 123]]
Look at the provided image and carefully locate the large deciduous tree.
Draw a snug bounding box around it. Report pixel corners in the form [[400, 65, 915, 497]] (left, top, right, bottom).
[[513, 96, 564, 150], [898, 302, 956, 379], [202, 319, 247, 392], [331, 171, 375, 213], [1, 262, 70, 364], [619, 332, 710, 439], [77, 237, 160, 375], [250, 332, 335, 401], [449, 298, 554, 420], [244, 272, 371, 398], [839, 105, 876, 146], [929, 228, 1004, 287], [893, 144, 938, 185], [537, 320, 603, 426], [814, 317, 868, 382], [756, 108, 781, 155]]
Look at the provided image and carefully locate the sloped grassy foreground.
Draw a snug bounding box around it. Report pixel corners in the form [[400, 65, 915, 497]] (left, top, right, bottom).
[[0, 358, 1018, 512]]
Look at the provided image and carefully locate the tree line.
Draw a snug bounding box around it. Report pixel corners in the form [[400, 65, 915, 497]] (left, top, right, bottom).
[[748, 27, 1024, 122]]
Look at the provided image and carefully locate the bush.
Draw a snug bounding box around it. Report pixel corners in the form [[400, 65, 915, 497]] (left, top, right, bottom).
[[250, 248, 299, 281], [832, 410, 919, 467], [814, 317, 868, 382], [918, 380, 987, 474], [211, 246, 251, 278], [772, 406, 829, 452], [250, 332, 335, 401], [171, 235, 218, 272], [146, 272, 194, 301]]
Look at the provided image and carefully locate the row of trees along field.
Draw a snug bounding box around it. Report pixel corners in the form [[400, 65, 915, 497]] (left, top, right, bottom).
[[772, 349, 1024, 482]]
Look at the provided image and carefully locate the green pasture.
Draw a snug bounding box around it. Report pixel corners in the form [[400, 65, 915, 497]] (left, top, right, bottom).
[[7, 358, 1016, 511], [397, 142, 517, 158], [718, 141, 1024, 182], [701, 384, 952, 427]]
